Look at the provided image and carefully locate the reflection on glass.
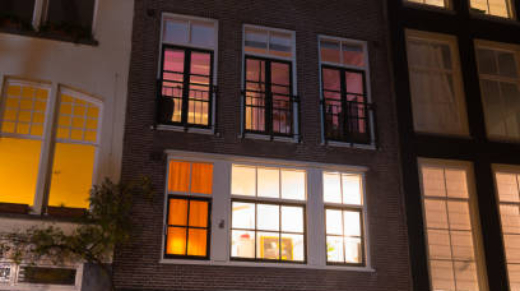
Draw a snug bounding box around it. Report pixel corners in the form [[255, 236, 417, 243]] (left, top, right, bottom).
[[281, 206, 303, 232], [232, 202, 255, 229], [323, 172, 342, 203], [342, 174, 362, 205], [281, 170, 306, 200], [231, 165, 256, 196], [191, 21, 215, 47], [326, 209, 343, 235], [231, 230, 255, 258], [326, 209, 363, 264], [257, 204, 279, 231], [258, 168, 280, 198]]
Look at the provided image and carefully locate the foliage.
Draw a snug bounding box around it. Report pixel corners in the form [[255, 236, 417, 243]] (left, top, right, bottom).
[[0, 177, 153, 291]]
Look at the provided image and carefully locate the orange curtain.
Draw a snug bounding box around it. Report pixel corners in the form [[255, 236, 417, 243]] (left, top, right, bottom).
[[187, 229, 207, 256], [168, 199, 188, 226], [166, 227, 187, 255], [168, 161, 190, 193], [189, 201, 208, 227], [191, 163, 213, 194]]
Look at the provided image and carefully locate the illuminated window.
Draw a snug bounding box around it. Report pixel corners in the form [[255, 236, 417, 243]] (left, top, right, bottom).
[[406, 31, 469, 135], [319, 36, 373, 144], [159, 15, 217, 129], [323, 172, 365, 265], [231, 165, 306, 262], [405, 0, 450, 8], [475, 42, 520, 140], [470, 0, 515, 18], [494, 169, 520, 290], [164, 160, 213, 259], [419, 162, 488, 291], [0, 79, 102, 211], [242, 25, 299, 138]]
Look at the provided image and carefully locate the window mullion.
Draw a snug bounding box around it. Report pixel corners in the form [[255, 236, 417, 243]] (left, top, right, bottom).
[[182, 50, 191, 126]]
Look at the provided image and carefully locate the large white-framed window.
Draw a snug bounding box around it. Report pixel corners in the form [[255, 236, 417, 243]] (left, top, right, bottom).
[[470, 0, 516, 19], [0, 78, 103, 213], [475, 40, 520, 141], [160, 151, 371, 270], [493, 165, 520, 291], [318, 35, 375, 147], [0, 261, 83, 291], [418, 159, 488, 291], [406, 30, 469, 136], [157, 13, 218, 133], [241, 24, 299, 141]]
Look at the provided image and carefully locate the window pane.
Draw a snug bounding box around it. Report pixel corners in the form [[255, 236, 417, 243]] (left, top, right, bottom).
[[231, 230, 255, 258], [477, 48, 498, 75], [163, 19, 189, 44], [168, 199, 188, 226], [344, 237, 362, 264], [17, 267, 76, 286], [424, 199, 449, 229], [0, 0, 35, 24], [323, 172, 342, 203], [257, 204, 279, 231], [189, 201, 208, 227], [322, 68, 341, 91], [406, 0, 447, 7], [281, 234, 304, 261], [500, 205, 520, 234], [342, 43, 364, 67], [508, 264, 520, 290], [191, 21, 215, 47], [232, 202, 255, 229], [451, 231, 475, 261], [281, 170, 305, 200], [0, 137, 41, 206], [168, 161, 190, 193], [496, 173, 520, 203], [343, 211, 361, 237], [166, 227, 187, 255], [46, 0, 95, 31], [187, 229, 207, 256], [447, 201, 472, 231], [342, 174, 363, 205], [257, 231, 280, 260], [422, 167, 447, 197], [257, 168, 279, 198], [326, 209, 343, 235], [269, 32, 292, 58], [245, 28, 268, 54], [321, 40, 341, 63], [231, 165, 256, 196], [445, 169, 469, 198], [190, 163, 213, 195], [471, 0, 512, 17], [48, 143, 95, 209], [497, 51, 518, 78], [454, 261, 480, 291], [430, 260, 456, 291], [281, 206, 303, 233], [326, 236, 344, 262], [504, 235, 520, 263], [427, 229, 452, 260], [163, 49, 185, 72]]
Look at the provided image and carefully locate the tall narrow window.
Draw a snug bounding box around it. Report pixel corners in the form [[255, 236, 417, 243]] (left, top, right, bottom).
[[475, 43, 520, 140], [230, 165, 306, 262], [419, 162, 487, 291], [494, 170, 520, 291], [323, 172, 365, 265], [164, 160, 213, 259], [406, 31, 469, 135], [243, 26, 298, 138], [470, 0, 515, 18], [320, 37, 372, 144], [0, 80, 49, 206], [159, 15, 217, 129]]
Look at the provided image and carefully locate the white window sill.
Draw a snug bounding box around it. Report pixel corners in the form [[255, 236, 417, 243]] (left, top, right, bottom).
[[159, 258, 375, 272], [323, 140, 377, 150], [241, 133, 300, 143], [154, 124, 216, 135]]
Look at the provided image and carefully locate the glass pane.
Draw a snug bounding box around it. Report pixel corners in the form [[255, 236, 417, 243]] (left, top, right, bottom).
[[454, 261, 480, 291], [451, 231, 475, 261], [430, 260, 456, 291], [271, 62, 290, 86], [342, 43, 364, 67], [496, 173, 520, 203], [508, 264, 520, 291], [163, 49, 185, 72], [0, 137, 41, 206], [323, 172, 342, 203], [187, 229, 207, 256], [245, 28, 268, 54], [343, 211, 361, 237], [326, 209, 343, 235], [191, 21, 215, 47], [477, 48, 498, 75], [189, 200, 208, 227], [166, 227, 186, 255], [48, 143, 95, 208], [342, 174, 363, 205], [168, 161, 190, 193], [321, 40, 341, 63], [258, 168, 279, 198], [0, 0, 36, 24], [427, 229, 452, 260], [231, 230, 255, 258], [269, 32, 292, 58], [445, 169, 469, 198], [190, 163, 213, 195], [257, 204, 279, 231], [497, 51, 518, 78], [500, 205, 520, 234], [504, 235, 520, 263], [447, 201, 472, 231], [257, 231, 280, 260], [322, 68, 341, 91], [281, 170, 305, 200], [424, 199, 449, 229], [46, 0, 95, 31], [344, 237, 362, 264], [281, 206, 303, 233], [501, 82, 520, 139], [481, 79, 507, 137], [163, 19, 189, 44], [168, 198, 188, 226], [281, 234, 304, 262], [422, 167, 447, 197], [232, 202, 255, 229], [190, 52, 211, 76], [326, 236, 344, 263], [231, 165, 256, 196]]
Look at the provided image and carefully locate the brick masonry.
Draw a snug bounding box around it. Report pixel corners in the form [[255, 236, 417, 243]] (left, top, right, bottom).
[[115, 0, 411, 290]]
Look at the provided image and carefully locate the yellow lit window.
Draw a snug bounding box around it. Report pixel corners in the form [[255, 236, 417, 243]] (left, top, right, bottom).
[[168, 161, 213, 195], [471, 0, 514, 18]]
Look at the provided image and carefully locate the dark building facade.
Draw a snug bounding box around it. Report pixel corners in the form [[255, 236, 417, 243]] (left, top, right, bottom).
[[115, 1, 411, 290], [388, 1, 520, 291]]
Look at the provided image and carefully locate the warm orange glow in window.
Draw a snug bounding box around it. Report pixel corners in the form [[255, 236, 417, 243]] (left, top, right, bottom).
[[0, 137, 42, 205], [168, 161, 190, 193], [189, 201, 208, 227], [168, 161, 213, 195], [187, 229, 207, 256], [166, 227, 187, 255], [191, 163, 213, 194], [168, 199, 188, 225]]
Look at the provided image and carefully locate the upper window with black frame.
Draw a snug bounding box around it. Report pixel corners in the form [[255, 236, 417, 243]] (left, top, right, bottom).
[[158, 15, 217, 129], [319, 37, 374, 145], [242, 25, 298, 138]]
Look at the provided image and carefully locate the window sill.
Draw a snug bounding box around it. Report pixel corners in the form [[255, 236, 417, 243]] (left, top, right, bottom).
[[324, 140, 376, 150], [154, 124, 216, 135], [0, 26, 98, 46], [159, 258, 375, 272], [241, 133, 300, 143]]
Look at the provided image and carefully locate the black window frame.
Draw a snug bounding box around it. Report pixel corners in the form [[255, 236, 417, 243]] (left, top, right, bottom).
[[164, 195, 212, 260], [243, 55, 298, 138], [230, 198, 307, 264], [158, 44, 215, 129], [321, 65, 373, 145], [324, 206, 366, 267]]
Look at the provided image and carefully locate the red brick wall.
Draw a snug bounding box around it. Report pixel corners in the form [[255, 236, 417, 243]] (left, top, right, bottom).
[[115, 0, 411, 290]]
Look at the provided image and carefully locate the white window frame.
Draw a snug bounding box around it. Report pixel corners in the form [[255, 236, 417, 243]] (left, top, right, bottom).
[[469, 0, 516, 20], [159, 150, 373, 271], [240, 24, 299, 142], [317, 35, 375, 149], [475, 40, 520, 142], [418, 158, 489, 291], [0, 261, 83, 291], [156, 13, 219, 134], [0, 77, 104, 214]]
